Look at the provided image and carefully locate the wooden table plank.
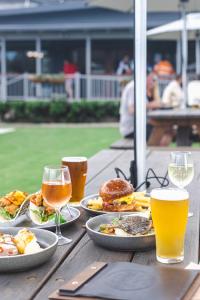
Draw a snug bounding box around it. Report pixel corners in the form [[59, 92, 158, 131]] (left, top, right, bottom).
[[33, 149, 137, 300], [0, 149, 125, 300], [132, 150, 200, 268], [86, 149, 124, 183]]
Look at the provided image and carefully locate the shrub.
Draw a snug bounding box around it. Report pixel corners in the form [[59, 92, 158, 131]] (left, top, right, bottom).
[[0, 100, 120, 123]]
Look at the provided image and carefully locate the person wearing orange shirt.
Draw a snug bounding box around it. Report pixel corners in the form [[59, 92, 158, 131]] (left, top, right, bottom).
[[153, 59, 174, 77]]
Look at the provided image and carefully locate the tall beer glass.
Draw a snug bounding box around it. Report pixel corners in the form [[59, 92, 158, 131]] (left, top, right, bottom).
[[62, 157, 87, 205], [150, 188, 189, 264]]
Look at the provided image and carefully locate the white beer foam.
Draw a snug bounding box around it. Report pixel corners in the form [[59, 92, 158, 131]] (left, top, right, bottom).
[[62, 157, 87, 162], [151, 188, 189, 201]]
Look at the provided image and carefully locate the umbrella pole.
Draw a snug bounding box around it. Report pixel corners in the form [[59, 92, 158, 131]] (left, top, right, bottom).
[[181, 2, 188, 108], [133, 0, 147, 187]]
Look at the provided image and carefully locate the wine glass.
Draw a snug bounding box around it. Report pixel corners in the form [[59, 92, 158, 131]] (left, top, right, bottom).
[[41, 166, 72, 245], [168, 151, 194, 217], [168, 152, 194, 189]]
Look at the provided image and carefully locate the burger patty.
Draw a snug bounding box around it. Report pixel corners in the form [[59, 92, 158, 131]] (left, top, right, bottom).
[[102, 202, 135, 212]]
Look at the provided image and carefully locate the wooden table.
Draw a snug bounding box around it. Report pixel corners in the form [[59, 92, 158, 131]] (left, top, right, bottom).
[[1, 148, 200, 300], [148, 108, 200, 146]]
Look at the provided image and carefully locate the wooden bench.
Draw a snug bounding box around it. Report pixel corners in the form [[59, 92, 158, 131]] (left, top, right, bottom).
[[110, 138, 134, 150]]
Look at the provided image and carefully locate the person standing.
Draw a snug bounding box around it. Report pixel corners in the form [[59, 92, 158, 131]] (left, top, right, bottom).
[[63, 59, 78, 100], [153, 57, 174, 77]]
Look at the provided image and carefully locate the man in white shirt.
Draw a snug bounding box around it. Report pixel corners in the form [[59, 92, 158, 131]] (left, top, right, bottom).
[[119, 80, 160, 139], [119, 80, 134, 138], [162, 75, 183, 107]]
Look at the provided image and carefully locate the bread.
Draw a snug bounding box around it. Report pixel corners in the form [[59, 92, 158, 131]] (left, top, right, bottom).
[[99, 178, 134, 202]]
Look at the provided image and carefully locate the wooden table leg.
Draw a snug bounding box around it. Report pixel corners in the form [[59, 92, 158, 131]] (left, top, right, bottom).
[[147, 126, 167, 146], [176, 126, 192, 146]]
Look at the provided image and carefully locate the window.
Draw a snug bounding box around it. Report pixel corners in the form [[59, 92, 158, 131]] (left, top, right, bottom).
[[7, 40, 36, 74]]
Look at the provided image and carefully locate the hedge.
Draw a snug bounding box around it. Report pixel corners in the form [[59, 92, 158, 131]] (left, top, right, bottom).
[[0, 100, 120, 123]]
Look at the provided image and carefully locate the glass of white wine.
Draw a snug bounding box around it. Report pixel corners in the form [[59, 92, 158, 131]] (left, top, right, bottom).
[[168, 152, 194, 188], [168, 151, 194, 217]]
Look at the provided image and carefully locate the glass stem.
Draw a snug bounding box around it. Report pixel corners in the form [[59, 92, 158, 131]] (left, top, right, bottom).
[[55, 208, 62, 238]]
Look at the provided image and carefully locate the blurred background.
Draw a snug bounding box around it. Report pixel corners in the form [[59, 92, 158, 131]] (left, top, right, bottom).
[[0, 0, 200, 194]]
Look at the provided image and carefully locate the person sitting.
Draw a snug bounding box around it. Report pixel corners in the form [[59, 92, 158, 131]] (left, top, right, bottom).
[[188, 75, 200, 107], [162, 74, 183, 108], [147, 71, 161, 103], [119, 80, 160, 140], [116, 55, 132, 76]]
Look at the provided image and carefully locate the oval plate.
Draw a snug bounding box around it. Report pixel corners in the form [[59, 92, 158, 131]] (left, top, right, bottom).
[[0, 206, 80, 230], [0, 227, 58, 272], [81, 194, 149, 217], [86, 213, 155, 252]]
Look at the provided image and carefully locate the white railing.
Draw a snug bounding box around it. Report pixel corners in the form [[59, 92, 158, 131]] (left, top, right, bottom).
[[0, 73, 176, 101], [0, 73, 132, 101]]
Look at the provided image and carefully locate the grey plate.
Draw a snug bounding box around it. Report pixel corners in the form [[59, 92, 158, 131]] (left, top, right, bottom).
[[86, 213, 155, 251], [0, 206, 80, 230], [0, 227, 58, 272], [80, 194, 105, 216], [81, 194, 147, 217]]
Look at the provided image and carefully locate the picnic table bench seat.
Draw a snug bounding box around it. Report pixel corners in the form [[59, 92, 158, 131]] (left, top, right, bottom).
[[110, 138, 134, 150]]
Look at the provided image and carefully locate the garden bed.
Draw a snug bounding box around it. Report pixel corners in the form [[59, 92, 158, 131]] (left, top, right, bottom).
[[0, 100, 120, 123]]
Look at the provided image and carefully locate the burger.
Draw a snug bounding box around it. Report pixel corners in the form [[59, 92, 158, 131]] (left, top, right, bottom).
[[99, 178, 135, 212]]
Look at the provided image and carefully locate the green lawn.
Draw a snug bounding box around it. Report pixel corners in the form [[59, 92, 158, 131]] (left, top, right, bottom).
[[0, 126, 120, 195]]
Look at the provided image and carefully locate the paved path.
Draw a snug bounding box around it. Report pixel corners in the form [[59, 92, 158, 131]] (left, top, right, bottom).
[[0, 122, 119, 128]]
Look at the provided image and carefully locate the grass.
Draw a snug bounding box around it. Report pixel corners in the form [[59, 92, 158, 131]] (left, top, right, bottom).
[[0, 126, 120, 195]]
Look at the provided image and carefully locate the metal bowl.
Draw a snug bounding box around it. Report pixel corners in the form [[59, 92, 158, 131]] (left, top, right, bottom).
[[86, 213, 155, 252], [0, 227, 58, 272]]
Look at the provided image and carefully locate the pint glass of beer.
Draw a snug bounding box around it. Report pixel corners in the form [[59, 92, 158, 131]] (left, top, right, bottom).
[[150, 188, 189, 264], [62, 157, 87, 205]]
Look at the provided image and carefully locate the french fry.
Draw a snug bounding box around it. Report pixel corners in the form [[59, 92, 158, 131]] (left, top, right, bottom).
[[135, 200, 150, 207]]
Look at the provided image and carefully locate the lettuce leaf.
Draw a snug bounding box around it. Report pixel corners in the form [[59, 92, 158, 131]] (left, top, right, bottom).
[[0, 207, 13, 220], [31, 209, 66, 224]]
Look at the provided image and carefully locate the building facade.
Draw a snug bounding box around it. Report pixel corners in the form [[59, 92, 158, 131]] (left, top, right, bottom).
[[0, 0, 198, 99]]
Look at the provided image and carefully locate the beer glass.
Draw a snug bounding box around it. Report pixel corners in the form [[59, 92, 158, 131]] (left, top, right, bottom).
[[42, 166, 72, 245], [150, 188, 189, 264], [62, 157, 87, 205]]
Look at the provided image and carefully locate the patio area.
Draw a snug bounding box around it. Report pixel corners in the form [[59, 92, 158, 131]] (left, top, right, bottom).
[[1, 1, 200, 300]]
